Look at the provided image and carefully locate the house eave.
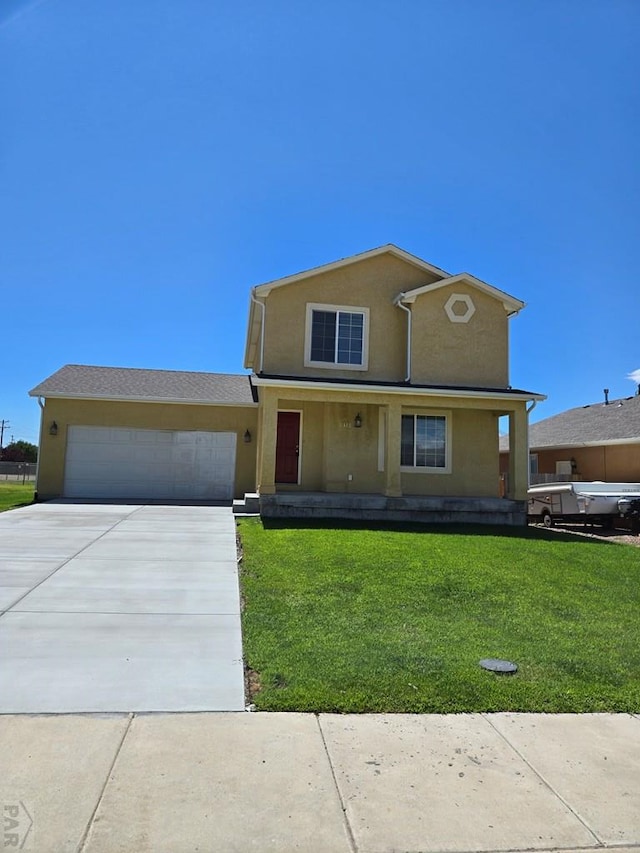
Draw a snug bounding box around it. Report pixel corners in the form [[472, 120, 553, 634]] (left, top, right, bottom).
[[251, 375, 545, 403], [28, 391, 259, 408], [500, 436, 640, 453], [530, 437, 640, 451]]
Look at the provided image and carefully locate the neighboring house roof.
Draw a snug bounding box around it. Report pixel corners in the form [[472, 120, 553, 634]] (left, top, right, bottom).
[[500, 393, 640, 452], [29, 364, 258, 406]]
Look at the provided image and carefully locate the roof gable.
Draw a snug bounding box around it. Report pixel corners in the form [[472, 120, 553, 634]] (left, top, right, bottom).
[[252, 244, 450, 297], [245, 243, 451, 370], [399, 273, 525, 316]]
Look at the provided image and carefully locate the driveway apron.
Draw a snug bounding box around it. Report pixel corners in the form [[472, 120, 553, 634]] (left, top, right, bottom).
[[0, 503, 245, 712]]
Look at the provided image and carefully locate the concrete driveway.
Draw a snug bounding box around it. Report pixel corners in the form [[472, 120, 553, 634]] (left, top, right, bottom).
[[0, 502, 245, 713]]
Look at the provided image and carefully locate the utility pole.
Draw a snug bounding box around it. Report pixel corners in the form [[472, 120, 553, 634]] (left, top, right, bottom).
[[0, 419, 10, 451]]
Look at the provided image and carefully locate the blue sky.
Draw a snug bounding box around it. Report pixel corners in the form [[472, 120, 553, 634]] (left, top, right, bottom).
[[1, 0, 639, 445]]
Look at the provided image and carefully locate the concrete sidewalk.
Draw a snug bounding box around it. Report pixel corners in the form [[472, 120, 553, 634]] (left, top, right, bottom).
[[1, 712, 638, 853]]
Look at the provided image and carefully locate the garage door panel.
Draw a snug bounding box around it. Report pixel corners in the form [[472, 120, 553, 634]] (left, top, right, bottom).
[[135, 430, 173, 444], [172, 450, 197, 466], [64, 427, 236, 500], [67, 445, 132, 465], [111, 429, 138, 443], [72, 427, 113, 443]]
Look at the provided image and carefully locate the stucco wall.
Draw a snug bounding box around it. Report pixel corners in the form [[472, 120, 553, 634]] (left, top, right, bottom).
[[259, 255, 511, 389], [261, 254, 441, 381], [322, 401, 385, 493], [410, 285, 509, 387], [272, 399, 383, 493], [37, 398, 258, 500], [271, 395, 500, 497], [401, 409, 500, 497]]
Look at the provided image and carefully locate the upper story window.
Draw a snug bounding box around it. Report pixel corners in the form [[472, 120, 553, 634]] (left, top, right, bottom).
[[304, 303, 369, 370]]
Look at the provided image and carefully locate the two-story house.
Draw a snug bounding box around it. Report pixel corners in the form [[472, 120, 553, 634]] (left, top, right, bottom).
[[29, 245, 544, 524]]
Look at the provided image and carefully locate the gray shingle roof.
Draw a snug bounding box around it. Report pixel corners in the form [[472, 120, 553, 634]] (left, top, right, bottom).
[[500, 393, 640, 451], [29, 364, 258, 405]]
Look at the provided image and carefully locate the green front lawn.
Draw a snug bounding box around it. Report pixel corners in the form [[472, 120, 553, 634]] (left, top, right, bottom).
[[0, 481, 35, 512], [238, 519, 640, 713]]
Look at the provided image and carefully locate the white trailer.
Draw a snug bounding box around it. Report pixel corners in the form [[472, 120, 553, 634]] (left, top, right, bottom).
[[527, 482, 640, 532]]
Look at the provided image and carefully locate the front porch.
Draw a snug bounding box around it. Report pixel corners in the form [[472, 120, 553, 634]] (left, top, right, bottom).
[[247, 378, 537, 525], [255, 491, 527, 525]]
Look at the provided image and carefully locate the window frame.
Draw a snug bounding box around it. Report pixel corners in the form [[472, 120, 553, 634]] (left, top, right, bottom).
[[400, 410, 452, 474], [304, 303, 370, 371]]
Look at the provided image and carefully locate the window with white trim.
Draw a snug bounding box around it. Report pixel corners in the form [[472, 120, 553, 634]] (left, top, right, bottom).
[[305, 303, 369, 370], [401, 413, 450, 472]]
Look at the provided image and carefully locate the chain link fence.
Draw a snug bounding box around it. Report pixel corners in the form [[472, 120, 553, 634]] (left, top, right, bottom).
[[0, 462, 37, 482]]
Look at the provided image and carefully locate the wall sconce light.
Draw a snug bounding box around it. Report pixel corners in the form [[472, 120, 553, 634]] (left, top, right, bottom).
[[49, 421, 58, 436], [244, 429, 252, 444], [354, 413, 362, 429], [570, 457, 577, 472]]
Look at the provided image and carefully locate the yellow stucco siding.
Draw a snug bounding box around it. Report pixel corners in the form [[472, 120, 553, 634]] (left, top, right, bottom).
[[325, 401, 384, 494], [401, 409, 499, 496], [410, 284, 509, 387], [260, 387, 508, 497], [36, 398, 258, 500], [320, 401, 384, 493], [261, 254, 441, 381], [272, 399, 383, 493]]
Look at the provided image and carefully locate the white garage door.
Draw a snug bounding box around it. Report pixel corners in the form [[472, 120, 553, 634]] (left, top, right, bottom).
[[63, 426, 237, 500]]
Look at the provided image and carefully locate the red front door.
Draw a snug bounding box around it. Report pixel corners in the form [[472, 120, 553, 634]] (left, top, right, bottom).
[[275, 412, 300, 483]]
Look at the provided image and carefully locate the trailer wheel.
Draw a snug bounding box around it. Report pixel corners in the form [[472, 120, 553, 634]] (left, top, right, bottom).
[[541, 510, 553, 528]]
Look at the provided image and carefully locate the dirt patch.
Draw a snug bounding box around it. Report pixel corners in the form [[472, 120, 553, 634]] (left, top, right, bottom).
[[533, 522, 640, 547], [236, 531, 244, 563], [245, 666, 262, 701]]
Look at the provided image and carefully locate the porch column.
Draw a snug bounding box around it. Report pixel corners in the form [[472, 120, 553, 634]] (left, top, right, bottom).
[[507, 404, 529, 500], [257, 390, 278, 495], [384, 401, 402, 497]]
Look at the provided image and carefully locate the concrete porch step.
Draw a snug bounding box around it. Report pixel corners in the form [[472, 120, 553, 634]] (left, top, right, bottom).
[[232, 493, 260, 515]]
